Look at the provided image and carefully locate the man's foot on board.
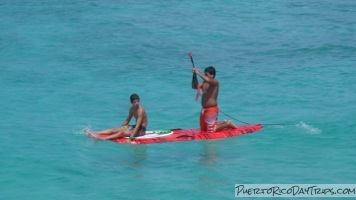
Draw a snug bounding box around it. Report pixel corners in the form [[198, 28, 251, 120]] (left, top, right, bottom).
[[224, 120, 237, 129]]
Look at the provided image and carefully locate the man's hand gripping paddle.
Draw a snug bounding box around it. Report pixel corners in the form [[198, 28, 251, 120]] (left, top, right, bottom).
[[189, 52, 201, 101]]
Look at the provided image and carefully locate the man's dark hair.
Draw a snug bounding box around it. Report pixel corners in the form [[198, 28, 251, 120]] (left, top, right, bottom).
[[130, 93, 140, 103], [205, 66, 216, 78]]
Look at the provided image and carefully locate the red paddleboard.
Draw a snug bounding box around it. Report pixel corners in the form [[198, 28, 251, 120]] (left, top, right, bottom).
[[86, 124, 263, 145]]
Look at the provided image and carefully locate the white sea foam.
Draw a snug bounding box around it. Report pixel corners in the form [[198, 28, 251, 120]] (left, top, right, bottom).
[[72, 125, 93, 135], [296, 121, 321, 134], [72, 126, 86, 135]]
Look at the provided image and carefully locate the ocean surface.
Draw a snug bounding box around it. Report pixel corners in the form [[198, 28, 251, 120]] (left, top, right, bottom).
[[1, 1, 355, 199]]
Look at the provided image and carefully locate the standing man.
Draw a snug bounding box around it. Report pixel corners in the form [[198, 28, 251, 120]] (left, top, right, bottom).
[[192, 66, 236, 132]]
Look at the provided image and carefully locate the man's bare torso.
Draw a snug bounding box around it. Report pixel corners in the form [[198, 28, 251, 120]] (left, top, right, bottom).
[[201, 81, 219, 108], [130, 105, 148, 127]]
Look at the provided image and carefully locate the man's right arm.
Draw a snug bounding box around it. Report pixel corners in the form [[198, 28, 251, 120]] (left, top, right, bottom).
[[192, 68, 200, 89], [121, 110, 133, 126], [192, 74, 199, 89]]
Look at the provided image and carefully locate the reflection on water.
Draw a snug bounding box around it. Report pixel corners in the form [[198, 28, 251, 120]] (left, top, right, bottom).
[[128, 145, 148, 170], [197, 142, 229, 196], [198, 142, 218, 165]]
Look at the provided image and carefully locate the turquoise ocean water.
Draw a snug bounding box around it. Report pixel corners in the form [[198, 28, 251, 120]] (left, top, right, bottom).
[[1, 1, 355, 199]]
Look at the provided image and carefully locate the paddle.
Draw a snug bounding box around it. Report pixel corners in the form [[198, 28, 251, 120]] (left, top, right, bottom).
[[189, 52, 200, 100]]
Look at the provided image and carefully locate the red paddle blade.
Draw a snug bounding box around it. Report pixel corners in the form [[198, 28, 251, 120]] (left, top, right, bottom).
[[189, 52, 193, 57]]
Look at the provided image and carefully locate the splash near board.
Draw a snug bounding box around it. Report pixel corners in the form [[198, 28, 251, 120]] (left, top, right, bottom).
[[86, 124, 263, 145]]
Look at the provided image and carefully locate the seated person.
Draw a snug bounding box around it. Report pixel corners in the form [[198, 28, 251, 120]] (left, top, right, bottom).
[[86, 93, 148, 142]]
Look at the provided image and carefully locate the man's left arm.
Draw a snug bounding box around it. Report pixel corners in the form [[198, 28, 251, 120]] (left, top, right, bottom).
[[195, 69, 218, 86], [129, 110, 143, 140]]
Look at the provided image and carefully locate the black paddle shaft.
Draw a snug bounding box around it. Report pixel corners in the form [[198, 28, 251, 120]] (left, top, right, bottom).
[[189, 52, 198, 85]]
